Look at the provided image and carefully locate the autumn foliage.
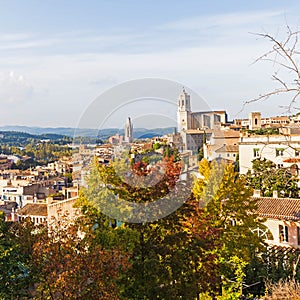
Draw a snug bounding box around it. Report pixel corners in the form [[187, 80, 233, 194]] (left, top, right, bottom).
[[31, 214, 129, 299], [0, 156, 268, 299]]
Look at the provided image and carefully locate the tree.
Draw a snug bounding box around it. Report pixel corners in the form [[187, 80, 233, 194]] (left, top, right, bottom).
[[31, 208, 130, 299], [244, 158, 299, 198], [83, 153, 184, 223], [119, 199, 221, 299], [245, 26, 300, 112], [84, 154, 222, 298], [193, 159, 264, 296], [0, 213, 38, 299]]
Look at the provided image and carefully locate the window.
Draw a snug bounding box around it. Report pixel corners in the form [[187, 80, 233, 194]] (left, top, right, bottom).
[[279, 225, 289, 242], [214, 114, 221, 123], [227, 153, 230, 157], [276, 148, 284, 156], [203, 115, 211, 128], [253, 148, 260, 157], [254, 118, 258, 125], [295, 149, 300, 157]]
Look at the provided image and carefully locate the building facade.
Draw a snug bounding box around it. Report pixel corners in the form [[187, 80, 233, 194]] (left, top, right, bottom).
[[239, 133, 300, 175], [177, 88, 227, 153]]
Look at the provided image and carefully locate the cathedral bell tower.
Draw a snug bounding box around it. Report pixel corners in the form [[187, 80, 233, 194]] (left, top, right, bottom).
[[124, 117, 133, 143], [177, 87, 191, 132]]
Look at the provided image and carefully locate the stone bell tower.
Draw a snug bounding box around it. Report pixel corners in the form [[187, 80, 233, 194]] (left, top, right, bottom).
[[249, 112, 261, 130], [177, 87, 191, 132], [124, 117, 133, 143]]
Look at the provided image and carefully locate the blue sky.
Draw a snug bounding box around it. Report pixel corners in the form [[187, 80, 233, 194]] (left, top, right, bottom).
[[0, 1, 300, 128]]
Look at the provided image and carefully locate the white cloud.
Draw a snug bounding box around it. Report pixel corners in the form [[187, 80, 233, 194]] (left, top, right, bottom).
[[0, 8, 298, 126], [0, 9, 289, 55], [0, 33, 34, 42], [161, 10, 286, 31], [0, 71, 33, 104]]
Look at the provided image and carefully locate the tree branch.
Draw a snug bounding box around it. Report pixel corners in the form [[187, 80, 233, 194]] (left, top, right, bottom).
[[245, 27, 300, 111]]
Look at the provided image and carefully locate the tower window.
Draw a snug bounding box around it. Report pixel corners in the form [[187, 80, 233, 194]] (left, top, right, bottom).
[[255, 118, 258, 125]]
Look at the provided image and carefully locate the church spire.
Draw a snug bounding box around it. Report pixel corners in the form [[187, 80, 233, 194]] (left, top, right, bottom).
[[124, 117, 133, 143], [178, 87, 191, 112]]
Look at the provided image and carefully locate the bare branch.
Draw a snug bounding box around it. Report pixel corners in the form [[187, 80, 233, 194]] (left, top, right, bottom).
[[244, 88, 299, 106], [251, 31, 300, 75], [288, 91, 300, 112], [245, 27, 300, 112], [272, 74, 288, 90], [259, 58, 297, 73]]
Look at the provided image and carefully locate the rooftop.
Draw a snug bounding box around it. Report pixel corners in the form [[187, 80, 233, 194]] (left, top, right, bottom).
[[215, 145, 239, 153], [17, 203, 47, 217], [256, 197, 300, 221]]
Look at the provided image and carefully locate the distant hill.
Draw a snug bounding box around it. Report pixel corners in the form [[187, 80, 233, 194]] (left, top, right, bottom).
[[0, 126, 175, 139], [0, 131, 71, 146]]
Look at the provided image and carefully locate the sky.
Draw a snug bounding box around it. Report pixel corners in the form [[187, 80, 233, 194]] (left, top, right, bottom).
[[0, 0, 300, 128]]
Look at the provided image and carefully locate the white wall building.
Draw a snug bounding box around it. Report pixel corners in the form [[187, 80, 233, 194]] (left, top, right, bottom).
[[239, 133, 300, 174]]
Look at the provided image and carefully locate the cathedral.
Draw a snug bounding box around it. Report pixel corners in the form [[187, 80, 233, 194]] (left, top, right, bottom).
[[177, 88, 228, 153]]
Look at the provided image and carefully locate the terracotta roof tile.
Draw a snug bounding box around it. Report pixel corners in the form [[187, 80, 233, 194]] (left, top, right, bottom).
[[283, 158, 300, 163], [256, 197, 300, 221], [17, 203, 47, 217], [214, 130, 240, 138], [215, 145, 239, 153]]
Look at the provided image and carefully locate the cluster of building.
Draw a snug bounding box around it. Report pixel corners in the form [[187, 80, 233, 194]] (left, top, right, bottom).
[[0, 156, 78, 225], [59, 89, 300, 251], [169, 88, 300, 248], [2, 88, 300, 250], [70, 88, 300, 249], [169, 88, 300, 177]]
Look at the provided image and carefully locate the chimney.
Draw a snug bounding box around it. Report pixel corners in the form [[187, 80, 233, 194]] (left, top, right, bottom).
[[253, 190, 262, 198], [273, 190, 278, 198]]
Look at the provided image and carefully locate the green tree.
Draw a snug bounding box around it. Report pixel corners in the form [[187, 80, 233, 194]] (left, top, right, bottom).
[[245, 158, 299, 198], [152, 142, 161, 150], [0, 214, 38, 299], [119, 200, 221, 299]]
